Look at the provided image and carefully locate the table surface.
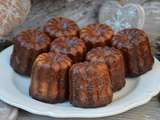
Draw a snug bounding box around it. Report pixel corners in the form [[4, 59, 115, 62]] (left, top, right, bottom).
[[1, 0, 160, 119]]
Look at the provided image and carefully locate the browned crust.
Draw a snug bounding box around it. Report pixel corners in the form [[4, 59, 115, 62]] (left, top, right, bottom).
[[44, 17, 79, 39], [29, 52, 72, 103], [86, 47, 126, 92], [80, 23, 113, 50], [50, 36, 86, 63], [69, 62, 113, 108], [10, 29, 51, 76], [112, 28, 154, 77]]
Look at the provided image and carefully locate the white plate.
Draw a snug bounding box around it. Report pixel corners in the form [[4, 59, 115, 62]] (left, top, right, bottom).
[[0, 46, 160, 118]]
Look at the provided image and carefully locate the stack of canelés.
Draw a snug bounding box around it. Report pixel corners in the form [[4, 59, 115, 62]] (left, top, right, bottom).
[[10, 17, 154, 108]]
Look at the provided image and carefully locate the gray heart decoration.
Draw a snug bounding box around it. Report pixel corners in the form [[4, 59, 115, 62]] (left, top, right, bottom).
[[99, 1, 145, 32]]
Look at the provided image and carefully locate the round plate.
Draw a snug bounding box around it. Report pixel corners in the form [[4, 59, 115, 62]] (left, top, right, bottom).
[[0, 46, 160, 118]]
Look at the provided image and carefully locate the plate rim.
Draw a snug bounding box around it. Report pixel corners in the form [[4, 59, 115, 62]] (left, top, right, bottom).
[[0, 46, 160, 118]]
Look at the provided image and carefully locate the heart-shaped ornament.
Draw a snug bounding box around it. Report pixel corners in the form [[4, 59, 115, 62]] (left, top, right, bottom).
[[99, 1, 145, 32]]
